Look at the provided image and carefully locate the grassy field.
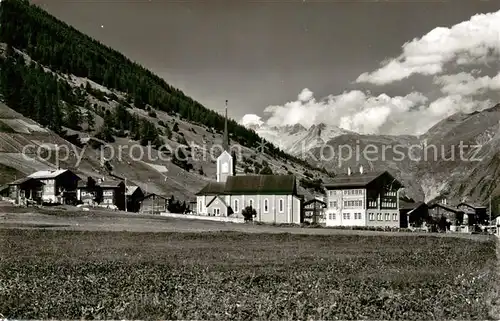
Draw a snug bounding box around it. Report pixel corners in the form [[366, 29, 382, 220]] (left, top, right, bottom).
[[0, 229, 497, 320]]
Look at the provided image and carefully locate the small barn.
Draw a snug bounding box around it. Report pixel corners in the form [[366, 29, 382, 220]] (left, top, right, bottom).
[[126, 186, 144, 212], [139, 193, 169, 215]]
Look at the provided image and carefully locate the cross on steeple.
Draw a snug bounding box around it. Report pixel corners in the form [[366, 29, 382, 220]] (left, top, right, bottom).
[[223, 99, 229, 151]]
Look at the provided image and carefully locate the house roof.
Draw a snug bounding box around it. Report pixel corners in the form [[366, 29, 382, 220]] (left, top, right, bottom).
[[303, 199, 327, 207], [141, 193, 169, 201], [399, 200, 426, 211], [428, 203, 464, 214], [99, 180, 124, 188], [206, 195, 228, 208], [126, 186, 142, 196], [28, 169, 69, 179], [324, 171, 403, 189], [8, 177, 45, 186], [457, 202, 487, 210], [224, 175, 297, 195]]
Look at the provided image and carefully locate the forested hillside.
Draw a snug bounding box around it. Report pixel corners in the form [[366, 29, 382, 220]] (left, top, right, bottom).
[[0, 0, 326, 174]]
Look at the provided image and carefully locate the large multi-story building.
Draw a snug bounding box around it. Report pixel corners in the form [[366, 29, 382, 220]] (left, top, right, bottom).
[[324, 167, 402, 227]]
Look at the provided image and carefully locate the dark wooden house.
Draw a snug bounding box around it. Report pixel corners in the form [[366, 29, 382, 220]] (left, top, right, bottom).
[[126, 185, 144, 212], [139, 193, 169, 215], [399, 200, 429, 228], [28, 169, 81, 205], [428, 203, 466, 232], [7, 177, 45, 205], [302, 198, 327, 224], [457, 203, 487, 225], [100, 180, 126, 210]]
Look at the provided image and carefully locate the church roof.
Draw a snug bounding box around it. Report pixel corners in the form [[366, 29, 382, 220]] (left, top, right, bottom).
[[196, 182, 227, 195], [196, 175, 297, 196]]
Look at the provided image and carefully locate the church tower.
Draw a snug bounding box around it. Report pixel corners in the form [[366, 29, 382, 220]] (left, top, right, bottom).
[[216, 100, 234, 182]]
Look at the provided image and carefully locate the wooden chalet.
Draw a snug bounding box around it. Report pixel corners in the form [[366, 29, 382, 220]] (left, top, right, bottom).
[[139, 193, 169, 215], [28, 169, 81, 205], [302, 198, 327, 225], [7, 177, 44, 205], [399, 200, 429, 228], [126, 185, 145, 212]]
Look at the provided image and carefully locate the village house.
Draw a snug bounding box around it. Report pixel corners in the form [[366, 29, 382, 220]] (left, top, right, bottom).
[[399, 200, 429, 228], [323, 167, 402, 228], [7, 177, 44, 205], [126, 186, 145, 212], [428, 201, 465, 232], [195, 104, 303, 224], [139, 193, 169, 215], [99, 180, 126, 210], [76, 178, 126, 210], [456, 202, 487, 225], [302, 198, 327, 225], [28, 169, 81, 204]]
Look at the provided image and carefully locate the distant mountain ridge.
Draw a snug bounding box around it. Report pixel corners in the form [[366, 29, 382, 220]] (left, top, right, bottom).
[[252, 104, 500, 207]]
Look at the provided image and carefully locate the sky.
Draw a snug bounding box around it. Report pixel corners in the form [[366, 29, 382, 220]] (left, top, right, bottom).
[[35, 0, 500, 136]]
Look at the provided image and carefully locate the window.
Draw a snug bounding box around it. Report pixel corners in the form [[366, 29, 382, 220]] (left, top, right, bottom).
[[216, 208, 220, 215], [385, 213, 389, 221], [234, 199, 239, 213], [369, 213, 374, 221], [377, 213, 382, 221], [249, 199, 253, 208], [213, 208, 217, 215], [329, 213, 336, 220], [393, 213, 398, 221], [264, 199, 269, 212], [279, 199, 284, 212]]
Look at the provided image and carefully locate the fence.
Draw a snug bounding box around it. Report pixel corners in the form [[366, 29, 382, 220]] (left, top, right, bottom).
[[159, 212, 245, 223]]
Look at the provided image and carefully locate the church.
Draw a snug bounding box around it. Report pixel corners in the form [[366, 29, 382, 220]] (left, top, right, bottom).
[[195, 103, 303, 224]]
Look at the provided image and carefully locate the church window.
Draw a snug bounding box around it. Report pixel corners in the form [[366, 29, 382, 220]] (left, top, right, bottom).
[[234, 199, 239, 212], [264, 199, 269, 212]]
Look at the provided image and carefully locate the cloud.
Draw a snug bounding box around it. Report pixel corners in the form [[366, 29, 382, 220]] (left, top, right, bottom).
[[241, 88, 494, 136], [298, 88, 313, 102], [434, 71, 500, 96], [239, 114, 264, 128], [356, 10, 500, 85], [239, 9, 500, 137], [257, 89, 430, 135]]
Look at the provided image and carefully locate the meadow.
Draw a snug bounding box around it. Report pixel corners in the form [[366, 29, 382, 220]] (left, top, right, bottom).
[[0, 228, 497, 320]]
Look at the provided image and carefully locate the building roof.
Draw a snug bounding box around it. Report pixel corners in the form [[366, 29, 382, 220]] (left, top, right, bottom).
[[399, 200, 426, 211], [141, 193, 169, 201], [195, 182, 227, 196], [303, 199, 327, 207], [428, 203, 464, 214], [99, 180, 124, 188], [225, 175, 297, 195], [457, 202, 487, 210], [196, 175, 298, 196], [324, 171, 403, 189], [8, 177, 45, 186], [28, 169, 69, 179], [126, 186, 142, 196]]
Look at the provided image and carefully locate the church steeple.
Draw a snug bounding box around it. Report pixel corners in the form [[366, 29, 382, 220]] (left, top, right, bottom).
[[216, 99, 233, 182], [223, 100, 229, 151]]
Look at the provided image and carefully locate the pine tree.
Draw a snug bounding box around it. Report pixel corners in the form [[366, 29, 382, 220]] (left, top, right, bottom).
[[85, 110, 95, 131]]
